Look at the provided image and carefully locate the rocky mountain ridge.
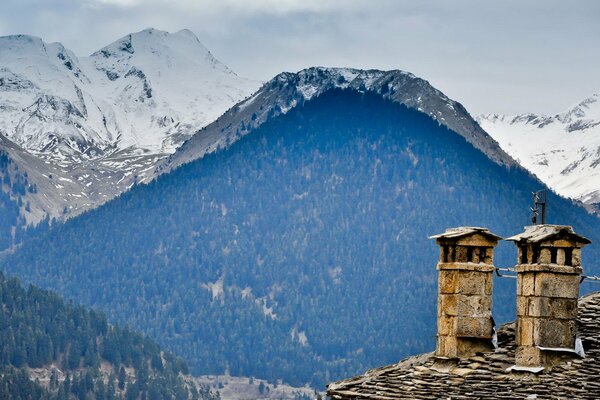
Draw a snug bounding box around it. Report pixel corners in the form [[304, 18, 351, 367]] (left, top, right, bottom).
[[160, 66, 515, 174]]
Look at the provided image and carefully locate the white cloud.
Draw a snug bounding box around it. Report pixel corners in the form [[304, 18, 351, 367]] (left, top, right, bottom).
[[1, 0, 599, 115], [90, 0, 142, 6]]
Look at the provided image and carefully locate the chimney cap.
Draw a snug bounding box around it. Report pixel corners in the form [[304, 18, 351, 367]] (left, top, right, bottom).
[[429, 226, 502, 241], [506, 224, 591, 245]]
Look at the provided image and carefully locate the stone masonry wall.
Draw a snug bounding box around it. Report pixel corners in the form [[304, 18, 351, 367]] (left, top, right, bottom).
[[436, 262, 494, 358], [515, 263, 582, 366]]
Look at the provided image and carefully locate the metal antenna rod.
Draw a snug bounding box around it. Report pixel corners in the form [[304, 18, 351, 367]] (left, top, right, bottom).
[[531, 190, 547, 225]]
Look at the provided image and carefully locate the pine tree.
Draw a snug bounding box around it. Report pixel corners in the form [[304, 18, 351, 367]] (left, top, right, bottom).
[[118, 365, 127, 390]]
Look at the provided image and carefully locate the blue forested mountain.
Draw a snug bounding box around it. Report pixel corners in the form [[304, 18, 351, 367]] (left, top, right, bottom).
[[0, 272, 218, 400], [2, 89, 599, 388]]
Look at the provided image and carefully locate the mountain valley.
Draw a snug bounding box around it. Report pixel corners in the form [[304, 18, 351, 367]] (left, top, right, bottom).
[[1, 27, 599, 397], [4, 84, 599, 389]]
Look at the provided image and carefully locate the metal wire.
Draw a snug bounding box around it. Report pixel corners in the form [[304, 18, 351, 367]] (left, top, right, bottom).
[[495, 267, 517, 279], [580, 275, 600, 283], [493, 267, 600, 283]]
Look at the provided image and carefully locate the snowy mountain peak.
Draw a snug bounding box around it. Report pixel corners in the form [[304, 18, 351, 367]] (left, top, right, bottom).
[[559, 93, 600, 124], [85, 28, 258, 153], [90, 27, 234, 80], [0, 35, 84, 80], [91, 27, 215, 64], [479, 92, 600, 208], [0, 28, 258, 156], [0, 34, 45, 53]]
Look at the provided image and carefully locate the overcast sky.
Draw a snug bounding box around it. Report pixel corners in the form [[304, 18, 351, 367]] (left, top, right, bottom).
[[1, 0, 599, 115]]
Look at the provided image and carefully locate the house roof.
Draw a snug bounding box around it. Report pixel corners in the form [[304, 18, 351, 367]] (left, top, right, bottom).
[[428, 227, 503, 241], [506, 224, 591, 245], [327, 291, 600, 400]]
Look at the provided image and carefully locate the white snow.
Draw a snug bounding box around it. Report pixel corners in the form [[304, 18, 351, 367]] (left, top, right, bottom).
[[479, 93, 600, 205], [202, 276, 225, 301], [291, 327, 309, 347], [0, 28, 259, 158]]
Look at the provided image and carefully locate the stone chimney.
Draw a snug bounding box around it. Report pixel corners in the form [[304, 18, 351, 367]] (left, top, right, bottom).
[[430, 227, 502, 359], [507, 225, 591, 367]]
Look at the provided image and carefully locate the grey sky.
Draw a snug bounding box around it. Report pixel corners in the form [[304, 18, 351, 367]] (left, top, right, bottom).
[[1, 0, 599, 115]]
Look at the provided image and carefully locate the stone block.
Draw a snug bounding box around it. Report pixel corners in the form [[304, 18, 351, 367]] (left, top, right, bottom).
[[457, 337, 492, 356], [536, 319, 574, 348], [456, 316, 493, 338], [549, 298, 578, 320], [440, 294, 458, 317], [456, 294, 491, 318], [437, 335, 458, 358], [484, 274, 493, 296], [528, 297, 577, 320], [516, 296, 528, 317], [436, 336, 446, 357], [438, 270, 458, 294], [455, 246, 468, 263], [520, 273, 536, 296], [572, 249, 581, 267], [437, 315, 455, 336], [457, 271, 489, 295], [539, 248, 551, 264], [516, 346, 543, 367], [527, 245, 533, 264], [482, 247, 493, 265], [534, 273, 579, 299], [516, 317, 534, 346], [527, 297, 551, 318], [557, 248, 566, 266], [548, 239, 577, 248], [471, 249, 481, 264], [517, 247, 525, 265]]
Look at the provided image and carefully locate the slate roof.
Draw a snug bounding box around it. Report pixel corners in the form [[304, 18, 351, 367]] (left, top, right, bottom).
[[327, 291, 600, 400], [428, 227, 503, 241], [506, 224, 591, 245]]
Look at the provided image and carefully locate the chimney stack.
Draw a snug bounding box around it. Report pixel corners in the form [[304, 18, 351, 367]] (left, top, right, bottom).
[[430, 227, 502, 359], [507, 225, 591, 367]]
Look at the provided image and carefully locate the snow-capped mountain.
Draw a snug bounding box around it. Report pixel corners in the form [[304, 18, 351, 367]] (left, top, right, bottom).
[[160, 67, 515, 174], [0, 29, 518, 233], [87, 28, 257, 153], [479, 93, 600, 209], [0, 28, 258, 223]]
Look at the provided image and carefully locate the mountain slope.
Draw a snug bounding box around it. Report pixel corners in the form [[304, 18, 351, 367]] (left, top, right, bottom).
[[159, 67, 515, 175], [478, 93, 600, 209], [4, 87, 599, 389], [0, 142, 49, 250], [0, 272, 219, 400], [0, 28, 258, 226]]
